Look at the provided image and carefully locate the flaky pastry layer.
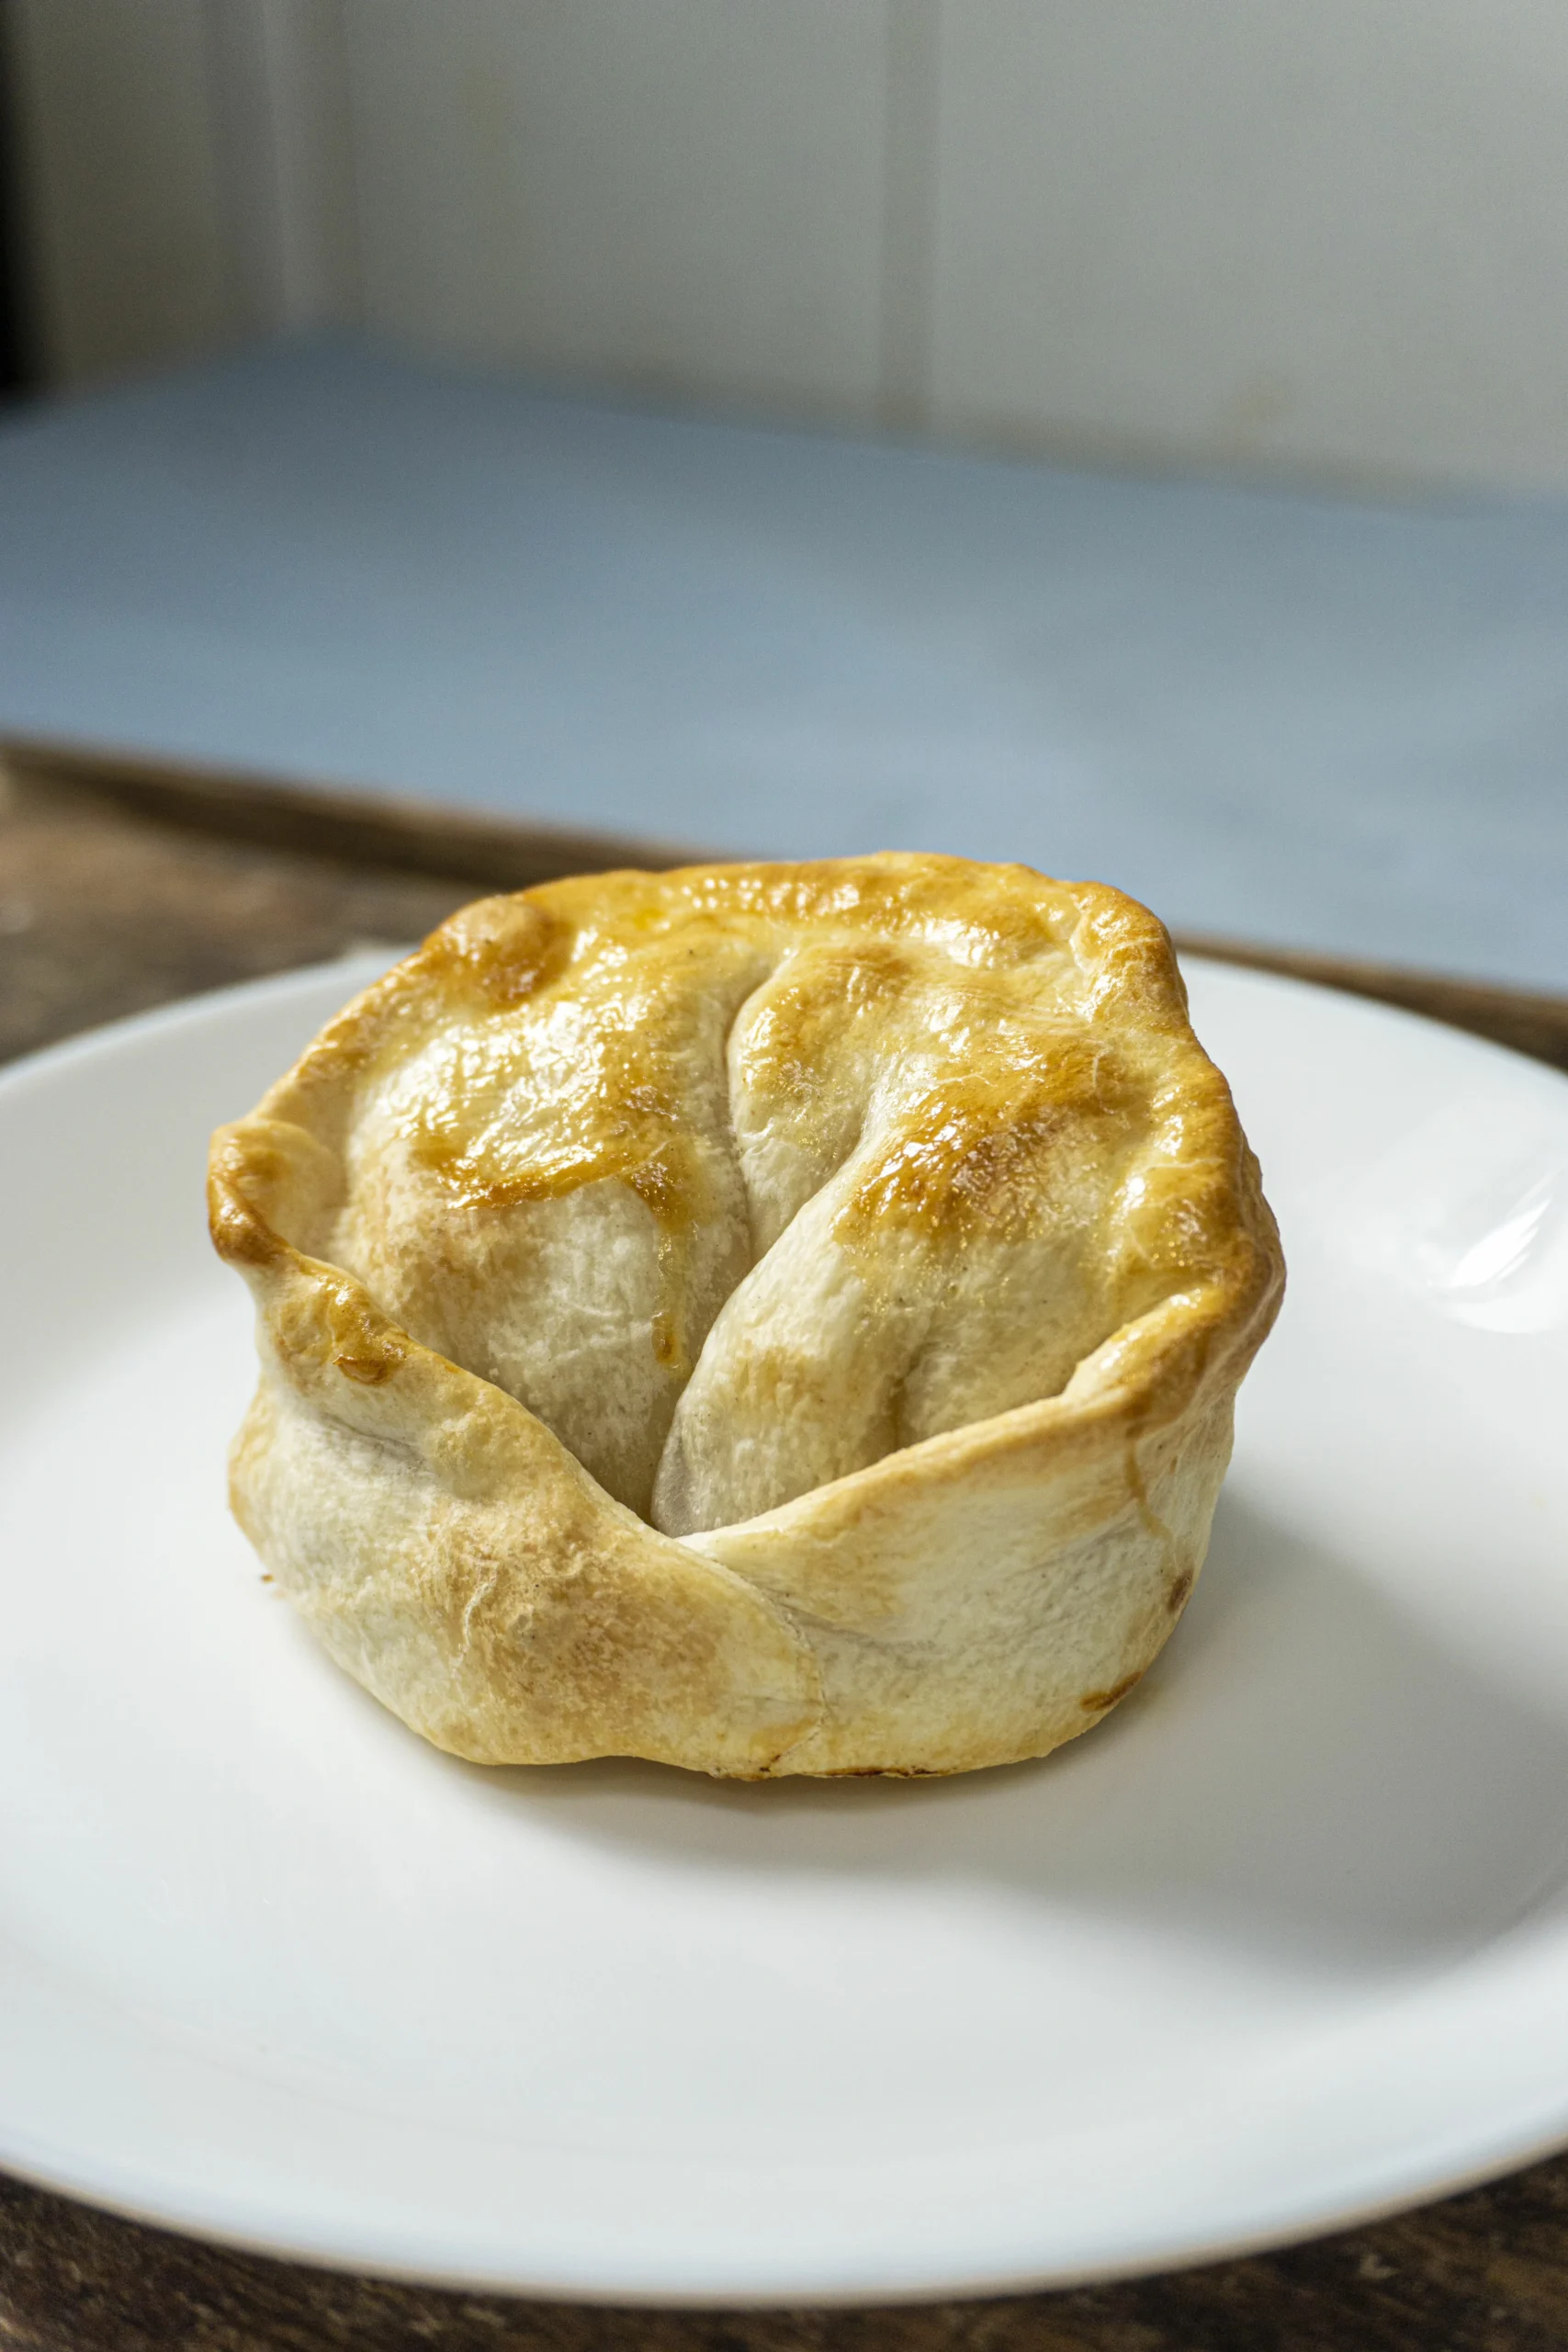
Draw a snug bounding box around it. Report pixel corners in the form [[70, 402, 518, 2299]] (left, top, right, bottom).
[[209, 853, 1283, 1776]]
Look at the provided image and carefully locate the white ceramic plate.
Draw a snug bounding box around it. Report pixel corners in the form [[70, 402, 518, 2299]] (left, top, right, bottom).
[[4, 956, 1568, 2306]]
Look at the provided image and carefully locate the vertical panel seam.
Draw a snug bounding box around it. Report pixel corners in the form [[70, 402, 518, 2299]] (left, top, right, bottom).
[[878, 0, 941, 433]]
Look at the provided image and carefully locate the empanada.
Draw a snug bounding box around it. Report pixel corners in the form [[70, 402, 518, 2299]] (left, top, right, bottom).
[[209, 854, 1282, 1776]]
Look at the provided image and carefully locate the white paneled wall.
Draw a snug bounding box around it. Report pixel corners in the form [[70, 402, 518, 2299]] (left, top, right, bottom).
[[203, 0, 360, 334], [6, 0, 238, 382], [343, 0, 890, 414], [929, 0, 1568, 489], [9, 0, 1568, 491]]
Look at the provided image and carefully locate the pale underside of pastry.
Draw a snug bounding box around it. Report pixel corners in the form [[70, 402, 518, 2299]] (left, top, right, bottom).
[[209, 853, 1283, 1777]]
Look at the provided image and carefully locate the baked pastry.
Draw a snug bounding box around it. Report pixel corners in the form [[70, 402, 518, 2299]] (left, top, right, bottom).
[[209, 854, 1282, 1777]]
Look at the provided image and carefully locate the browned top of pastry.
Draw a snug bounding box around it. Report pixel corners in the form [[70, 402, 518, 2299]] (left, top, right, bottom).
[[216, 854, 1279, 1539]]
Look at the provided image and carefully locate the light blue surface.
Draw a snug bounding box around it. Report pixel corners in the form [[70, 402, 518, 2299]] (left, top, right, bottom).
[[1, 336, 1564, 986]]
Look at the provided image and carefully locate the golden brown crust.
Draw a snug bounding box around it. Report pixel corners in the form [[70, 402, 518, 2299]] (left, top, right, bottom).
[[209, 853, 1283, 1776]]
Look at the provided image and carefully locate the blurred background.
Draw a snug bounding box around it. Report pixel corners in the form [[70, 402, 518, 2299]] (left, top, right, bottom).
[[14, 0, 1568, 489], [1, 0, 1566, 986]]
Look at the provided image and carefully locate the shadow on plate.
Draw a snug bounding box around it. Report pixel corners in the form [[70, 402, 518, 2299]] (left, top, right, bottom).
[[446, 1489, 1568, 1976]]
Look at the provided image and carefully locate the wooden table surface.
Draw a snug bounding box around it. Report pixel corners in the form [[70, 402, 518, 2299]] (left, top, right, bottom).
[[4, 739, 1568, 2352]]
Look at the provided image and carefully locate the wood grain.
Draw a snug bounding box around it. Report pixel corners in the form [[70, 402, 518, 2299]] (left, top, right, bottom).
[[4, 734, 1568, 2352], [11, 731, 1568, 1075], [1, 734, 711, 900]]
